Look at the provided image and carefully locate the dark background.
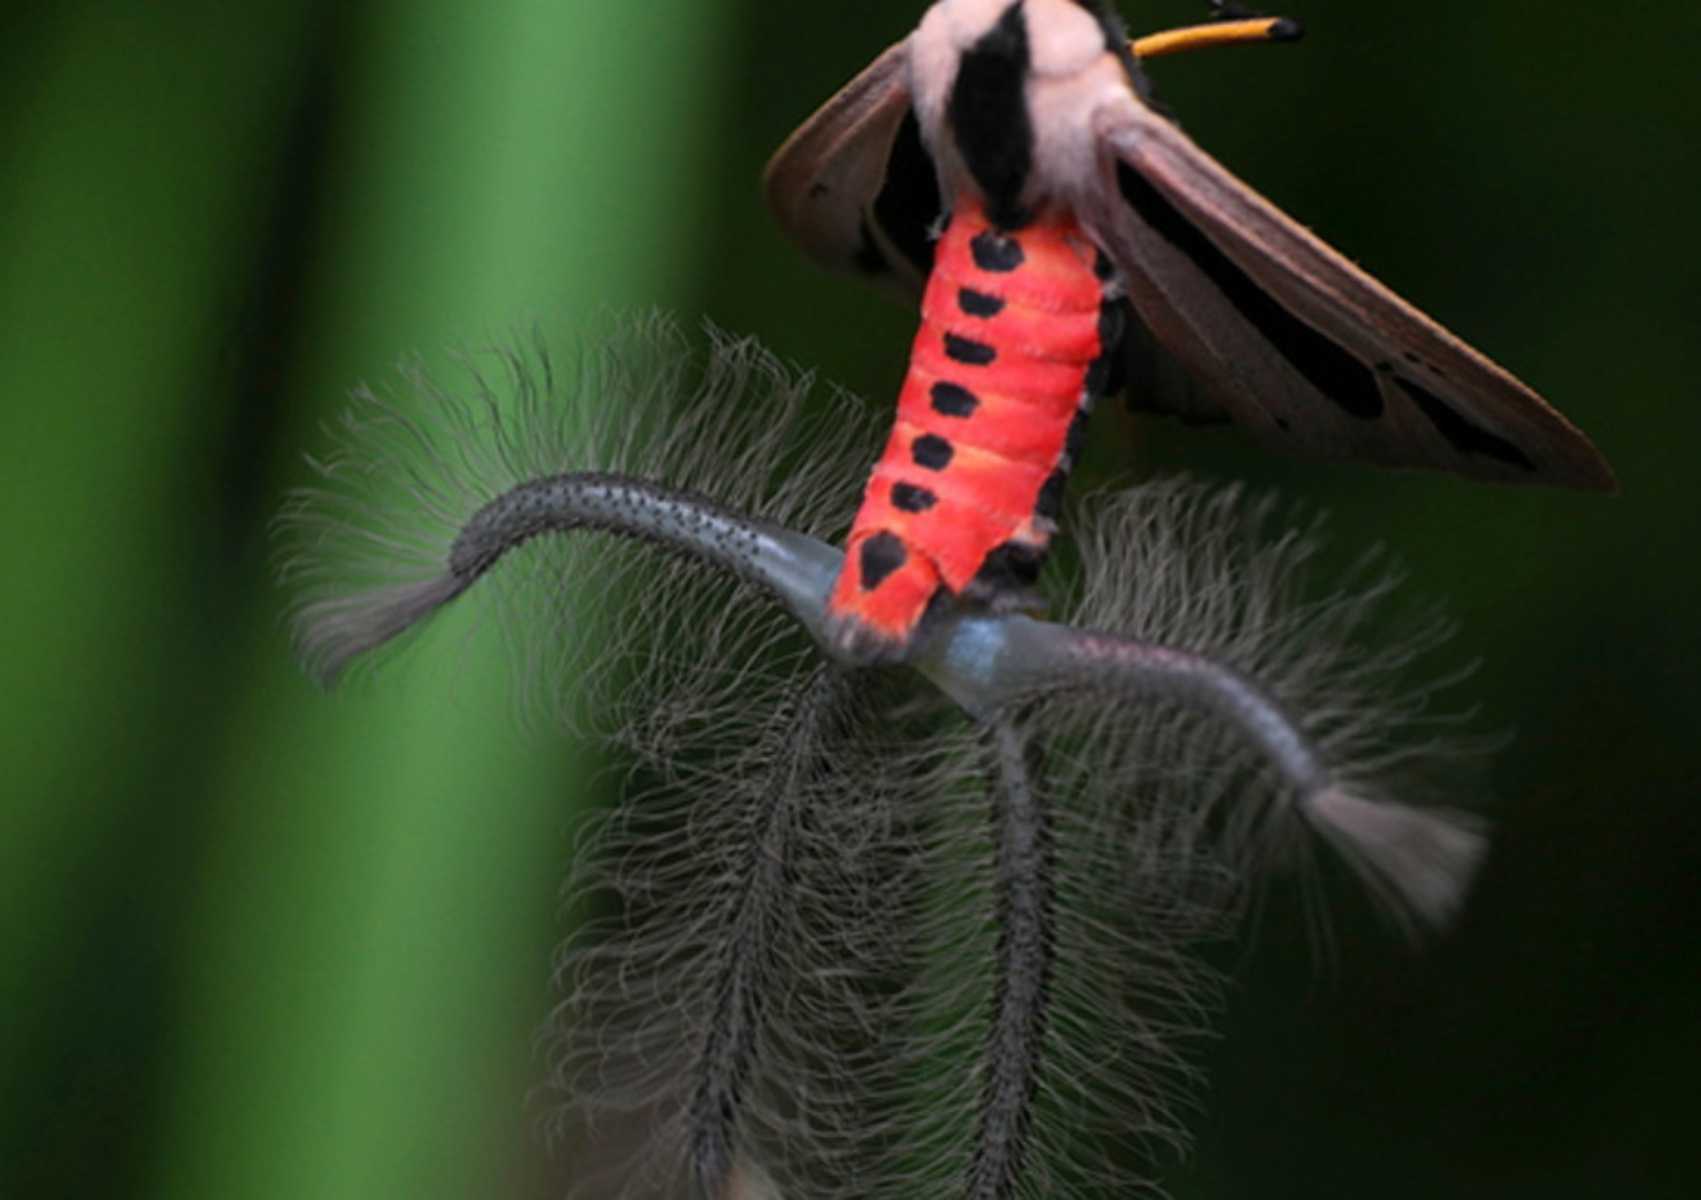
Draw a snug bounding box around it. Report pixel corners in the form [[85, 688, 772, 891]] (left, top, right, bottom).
[[1, 2, 1694, 1197]]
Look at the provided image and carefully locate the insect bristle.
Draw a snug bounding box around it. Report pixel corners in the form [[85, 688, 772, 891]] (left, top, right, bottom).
[[279, 313, 878, 732], [285, 318, 1493, 1198]]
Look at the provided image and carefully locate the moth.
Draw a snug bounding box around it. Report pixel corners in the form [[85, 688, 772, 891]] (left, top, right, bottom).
[[765, 0, 1613, 659]]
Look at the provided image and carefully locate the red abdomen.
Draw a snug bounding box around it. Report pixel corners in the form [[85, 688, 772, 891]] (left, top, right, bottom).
[[828, 196, 1120, 659]]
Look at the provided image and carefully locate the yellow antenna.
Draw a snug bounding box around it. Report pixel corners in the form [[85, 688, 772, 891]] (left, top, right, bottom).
[[1132, 16, 1301, 61]]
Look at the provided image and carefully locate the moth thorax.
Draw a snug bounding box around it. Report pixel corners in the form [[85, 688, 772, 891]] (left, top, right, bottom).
[[925, 0, 1132, 227]]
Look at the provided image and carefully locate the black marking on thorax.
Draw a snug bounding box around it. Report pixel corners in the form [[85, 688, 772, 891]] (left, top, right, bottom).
[[948, 2, 1035, 228], [1116, 162, 1385, 419]]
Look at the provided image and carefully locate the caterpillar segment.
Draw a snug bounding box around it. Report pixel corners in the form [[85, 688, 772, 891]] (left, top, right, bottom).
[[826, 197, 1125, 661]]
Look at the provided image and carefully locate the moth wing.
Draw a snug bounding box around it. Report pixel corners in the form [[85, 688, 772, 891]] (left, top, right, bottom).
[[763, 43, 1226, 427], [763, 40, 938, 299], [1083, 90, 1614, 490], [1117, 304, 1242, 427]]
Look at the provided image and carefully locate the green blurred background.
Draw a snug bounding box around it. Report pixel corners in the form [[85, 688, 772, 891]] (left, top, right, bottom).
[[1, 1, 1694, 1197]]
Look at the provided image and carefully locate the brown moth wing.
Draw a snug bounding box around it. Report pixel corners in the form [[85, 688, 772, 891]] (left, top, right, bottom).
[[762, 41, 933, 297], [762, 24, 1613, 490], [1086, 91, 1614, 490]]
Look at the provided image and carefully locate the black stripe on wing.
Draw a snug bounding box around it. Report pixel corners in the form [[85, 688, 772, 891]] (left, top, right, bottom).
[[1118, 162, 1383, 420], [1115, 162, 1541, 475]]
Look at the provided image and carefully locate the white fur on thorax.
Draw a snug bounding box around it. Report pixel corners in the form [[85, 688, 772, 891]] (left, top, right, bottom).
[[907, 0, 1133, 212]]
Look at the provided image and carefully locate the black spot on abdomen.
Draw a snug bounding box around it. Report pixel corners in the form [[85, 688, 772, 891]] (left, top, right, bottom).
[[970, 230, 1025, 273], [912, 433, 955, 470], [944, 333, 996, 366], [931, 381, 981, 417], [958, 287, 1006, 318], [858, 532, 908, 590], [890, 482, 939, 513]]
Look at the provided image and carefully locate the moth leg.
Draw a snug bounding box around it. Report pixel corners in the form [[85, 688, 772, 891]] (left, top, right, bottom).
[[968, 715, 1057, 1200], [688, 664, 856, 1192], [295, 472, 852, 685], [914, 614, 1485, 932]]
